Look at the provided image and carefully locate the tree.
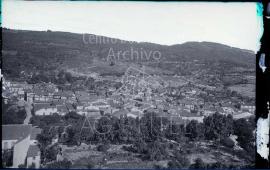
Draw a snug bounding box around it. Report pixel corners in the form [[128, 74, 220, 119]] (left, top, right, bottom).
[[175, 152, 190, 168], [209, 161, 228, 168], [233, 118, 255, 155], [2, 108, 27, 124], [145, 141, 168, 161], [2, 149, 13, 167], [45, 159, 72, 169], [128, 139, 148, 154], [109, 61, 115, 66], [64, 111, 82, 121], [42, 145, 59, 163], [186, 120, 204, 140], [140, 112, 169, 142], [95, 116, 113, 136], [37, 131, 53, 147], [153, 164, 163, 169], [220, 137, 235, 148], [168, 152, 190, 168], [168, 160, 181, 168], [97, 143, 110, 152], [65, 126, 78, 145], [2, 99, 27, 124], [165, 123, 186, 143], [190, 158, 206, 168], [203, 112, 233, 140], [65, 72, 73, 82], [234, 103, 241, 109], [114, 82, 122, 90], [86, 162, 95, 169]]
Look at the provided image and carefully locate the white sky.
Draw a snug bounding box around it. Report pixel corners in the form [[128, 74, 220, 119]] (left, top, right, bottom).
[[2, 0, 262, 52]]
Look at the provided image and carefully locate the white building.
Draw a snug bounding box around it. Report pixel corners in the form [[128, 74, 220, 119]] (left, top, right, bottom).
[[2, 125, 41, 168], [56, 105, 69, 116], [26, 145, 41, 168], [181, 116, 204, 123], [34, 103, 57, 116], [241, 105, 255, 113]]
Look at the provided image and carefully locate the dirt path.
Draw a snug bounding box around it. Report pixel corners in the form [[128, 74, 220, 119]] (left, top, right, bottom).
[[24, 101, 33, 124]]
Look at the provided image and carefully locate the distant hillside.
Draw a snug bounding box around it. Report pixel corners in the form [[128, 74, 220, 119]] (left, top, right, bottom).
[[2, 28, 255, 78], [169, 41, 255, 64]]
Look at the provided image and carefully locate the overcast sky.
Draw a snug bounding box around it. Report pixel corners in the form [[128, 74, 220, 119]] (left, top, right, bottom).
[[2, 0, 262, 52]]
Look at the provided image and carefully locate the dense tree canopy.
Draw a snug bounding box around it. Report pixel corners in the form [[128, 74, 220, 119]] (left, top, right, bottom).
[[203, 112, 233, 140], [2, 99, 27, 124]]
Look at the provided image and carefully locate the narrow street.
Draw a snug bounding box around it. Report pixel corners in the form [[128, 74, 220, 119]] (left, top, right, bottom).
[[23, 101, 33, 124]]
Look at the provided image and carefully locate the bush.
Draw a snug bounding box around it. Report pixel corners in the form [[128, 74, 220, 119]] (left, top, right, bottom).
[[43, 145, 59, 162], [168, 160, 180, 168], [2, 100, 27, 125], [190, 158, 206, 168], [2, 150, 13, 167], [175, 153, 190, 168], [203, 113, 233, 140], [221, 137, 235, 148], [122, 145, 136, 153], [45, 159, 72, 169], [97, 143, 110, 152], [86, 162, 95, 169], [18, 164, 26, 168], [208, 161, 228, 168], [168, 152, 190, 168], [153, 164, 163, 169], [233, 118, 255, 152]]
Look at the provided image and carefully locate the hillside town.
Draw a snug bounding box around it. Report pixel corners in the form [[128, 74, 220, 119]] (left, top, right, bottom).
[[2, 66, 255, 122], [1, 0, 261, 167], [2, 64, 255, 168]]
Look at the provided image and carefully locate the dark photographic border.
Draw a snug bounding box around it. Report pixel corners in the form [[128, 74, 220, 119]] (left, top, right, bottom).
[[0, 0, 269, 169], [256, 0, 270, 168]]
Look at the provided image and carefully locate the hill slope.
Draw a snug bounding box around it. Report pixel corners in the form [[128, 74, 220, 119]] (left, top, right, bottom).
[[2, 28, 255, 78]]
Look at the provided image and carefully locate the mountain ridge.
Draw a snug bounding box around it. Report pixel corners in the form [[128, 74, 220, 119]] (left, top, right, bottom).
[[2, 28, 255, 78]]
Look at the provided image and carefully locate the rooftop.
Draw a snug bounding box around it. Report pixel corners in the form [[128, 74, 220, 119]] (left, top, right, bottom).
[[30, 127, 42, 140], [34, 103, 56, 112], [27, 145, 40, 157], [2, 124, 32, 141], [56, 105, 69, 112]]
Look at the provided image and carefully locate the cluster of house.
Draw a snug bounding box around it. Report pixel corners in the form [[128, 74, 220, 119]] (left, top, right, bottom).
[[2, 78, 31, 102], [32, 98, 113, 118], [166, 83, 255, 118], [2, 79, 111, 117], [2, 124, 42, 168], [109, 74, 256, 123], [3, 77, 255, 121]]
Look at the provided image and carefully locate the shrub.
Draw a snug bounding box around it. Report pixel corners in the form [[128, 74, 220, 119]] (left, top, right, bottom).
[[97, 143, 110, 152], [190, 158, 206, 168], [221, 137, 235, 148], [208, 161, 228, 168], [86, 162, 95, 169], [168, 152, 190, 168], [18, 164, 26, 168], [45, 159, 72, 169], [2, 150, 13, 167], [153, 164, 163, 169]]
